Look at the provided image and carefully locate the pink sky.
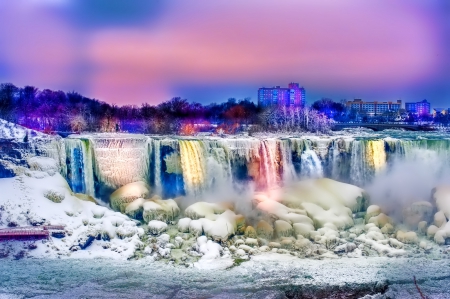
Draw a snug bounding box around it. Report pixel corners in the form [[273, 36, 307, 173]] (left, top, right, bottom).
[[0, 0, 448, 105]]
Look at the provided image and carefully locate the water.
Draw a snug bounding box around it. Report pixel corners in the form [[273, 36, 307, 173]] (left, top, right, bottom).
[[62, 132, 450, 200]]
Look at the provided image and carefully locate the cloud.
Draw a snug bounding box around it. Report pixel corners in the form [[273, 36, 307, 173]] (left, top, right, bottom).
[[0, 0, 447, 105]]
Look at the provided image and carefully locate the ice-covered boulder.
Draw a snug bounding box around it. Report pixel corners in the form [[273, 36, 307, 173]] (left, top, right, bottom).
[[148, 220, 168, 235], [28, 157, 59, 176], [256, 220, 274, 240], [143, 197, 180, 223], [183, 202, 244, 242], [431, 186, 450, 244], [109, 181, 150, 213], [184, 202, 228, 220], [267, 179, 366, 230], [178, 217, 192, 233]]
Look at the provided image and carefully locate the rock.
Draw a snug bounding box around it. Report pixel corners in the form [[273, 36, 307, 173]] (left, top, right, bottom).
[[256, 220, 273, 239], [143, 197, 180, 223], [110, 181, 150, 213], [184, 202, 228, 220], [245, 238, 258, 247], [244, 226, 257, 238], [434, 211, 446, 228], [43, 190, 65, 203], [268, 242, 281, 248], [281, 239, 293, 249], [427, 225, 438, 239], [293, 223, 314, 239], [396, 231, 418, 244], [189, 220, 203, 236], [368, 213, 392, 228], [235, 249, 246, 256], [28, 157, 59, 176], [148, 220, 168, 235], [380, 223, 394, 234], [259, 245, 270, 252], [178, 218, 192, 233], [238, 245, 252, 253], [274, 220, 293, 238], [365, 205, 381, 222]]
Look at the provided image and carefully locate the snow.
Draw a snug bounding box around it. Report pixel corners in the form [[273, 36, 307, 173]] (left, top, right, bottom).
[[0, 167, 144, 260]]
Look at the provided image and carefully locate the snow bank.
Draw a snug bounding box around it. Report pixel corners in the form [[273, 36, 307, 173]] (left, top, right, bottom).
[[0, 163, 144, 260]]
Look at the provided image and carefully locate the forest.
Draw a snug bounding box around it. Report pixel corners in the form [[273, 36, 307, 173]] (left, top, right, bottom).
[[0, 83, 334, 135]]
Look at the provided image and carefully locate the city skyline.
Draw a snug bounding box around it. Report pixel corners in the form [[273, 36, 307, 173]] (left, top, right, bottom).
[[0, 0, 449, 106]]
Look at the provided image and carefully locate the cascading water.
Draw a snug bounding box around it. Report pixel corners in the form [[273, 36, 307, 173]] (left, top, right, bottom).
[[63, 133, 450, 201]]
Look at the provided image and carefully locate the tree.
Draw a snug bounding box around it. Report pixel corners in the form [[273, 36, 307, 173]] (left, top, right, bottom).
[[0, 83, 18, 121]]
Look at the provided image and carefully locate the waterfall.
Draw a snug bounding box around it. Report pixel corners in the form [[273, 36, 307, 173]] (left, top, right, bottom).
[[62, 134, 450, 201], [90, 136, 150, 190], [65, 138, 94, 196], [179, 140, 207, 196]]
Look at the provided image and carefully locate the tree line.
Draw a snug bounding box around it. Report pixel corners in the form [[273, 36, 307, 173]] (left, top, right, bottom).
[[0, 83, 336, 135]]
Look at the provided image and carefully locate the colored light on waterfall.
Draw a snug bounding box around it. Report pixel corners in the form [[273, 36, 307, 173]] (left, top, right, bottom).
[[367, 140, 386, 172]]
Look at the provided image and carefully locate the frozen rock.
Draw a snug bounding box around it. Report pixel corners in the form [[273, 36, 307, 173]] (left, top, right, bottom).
[[143, 197, 180, 223], [268, 242, 281, 248], [148, 220, 168, 235], [235, 249, 246, 256], [125, 197, 145, 219], [189, 219, 203, 236], [245, 238, 258, 247], [365, 205, 381, 221], [110, 181, 150, 213], [274, 220, 293, 238], [427, 225, 438, 239], [434, 211, 446, 228], [256, 220, 273, 239], [396, 231, 418, 244], [380, 223, 394, 234], [368, 213, 392, 229], [178, 218, 192, 233], [28, 157, 59, 176], [244, 226, 257, 238], [43, 190, 65, 203], [238, 245, 252, 253], [184, 202, 228, 220], [259, 245, 270, 252]]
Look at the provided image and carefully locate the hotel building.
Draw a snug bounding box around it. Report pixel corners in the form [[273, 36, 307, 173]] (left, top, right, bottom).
[[405, 100, 431, 115], [346, 99, 402, 116], [258, 83, 305, 108]]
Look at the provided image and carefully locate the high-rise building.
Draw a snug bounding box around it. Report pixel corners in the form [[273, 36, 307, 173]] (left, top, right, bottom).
[[405, 100, 430, 115], [258, 83, 305, 108], [346, 99, 402, 116]]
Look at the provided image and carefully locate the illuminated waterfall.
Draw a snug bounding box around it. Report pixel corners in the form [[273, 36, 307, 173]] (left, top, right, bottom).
[[365, 140, 386, 172], [63, 134, 450, 201], [179, 140, 207, 196], [90, 136, 150, 190], [65, 138, 94, 196]]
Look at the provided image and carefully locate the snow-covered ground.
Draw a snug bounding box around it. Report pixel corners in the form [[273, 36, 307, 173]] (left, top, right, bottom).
[[0, 163, 144, 260]]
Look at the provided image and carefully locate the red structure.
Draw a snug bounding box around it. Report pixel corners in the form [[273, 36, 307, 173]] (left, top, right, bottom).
[[0, 225, 65, 241]]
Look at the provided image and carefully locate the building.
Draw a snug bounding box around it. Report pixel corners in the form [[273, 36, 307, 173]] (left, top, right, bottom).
[[432, 108, 447, 117], [258, 83, 305, 108], [405, 100, 430, 116], [345, 99, 402, 116]]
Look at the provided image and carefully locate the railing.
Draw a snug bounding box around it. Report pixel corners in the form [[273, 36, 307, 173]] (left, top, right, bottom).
[[0, 225, 65, 241]]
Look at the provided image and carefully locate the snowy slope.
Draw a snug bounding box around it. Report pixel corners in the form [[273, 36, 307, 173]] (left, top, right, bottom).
[[0, 165, 144, 260]]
